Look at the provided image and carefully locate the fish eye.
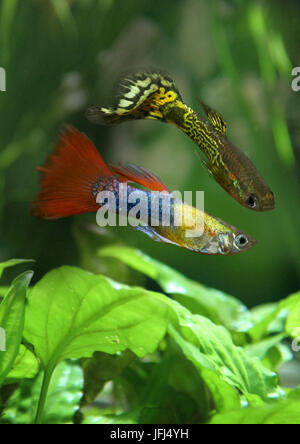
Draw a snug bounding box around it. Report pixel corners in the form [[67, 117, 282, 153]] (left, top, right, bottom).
[[235, 234, 248, 249], [246, 194, 257, 209]]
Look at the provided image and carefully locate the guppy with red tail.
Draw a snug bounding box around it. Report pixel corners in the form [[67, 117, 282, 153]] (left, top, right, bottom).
[[31, 127, 256, 255]]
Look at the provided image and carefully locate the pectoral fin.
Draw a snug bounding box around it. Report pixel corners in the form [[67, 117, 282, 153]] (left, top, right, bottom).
[[136, 225, 178, 246], [198, 100, 227, 134], [194, 149, 214, 178]]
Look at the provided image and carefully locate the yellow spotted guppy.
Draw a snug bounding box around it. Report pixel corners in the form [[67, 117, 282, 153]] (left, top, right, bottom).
[[86, 71, 275, 212]]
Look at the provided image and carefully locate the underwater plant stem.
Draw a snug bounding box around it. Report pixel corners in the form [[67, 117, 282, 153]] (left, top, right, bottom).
[[34, 364, 55, 424]]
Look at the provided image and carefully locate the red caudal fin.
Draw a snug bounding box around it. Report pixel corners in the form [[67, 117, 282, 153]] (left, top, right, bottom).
[[110, 163, 170, 192], [30, 126, 114, 219]]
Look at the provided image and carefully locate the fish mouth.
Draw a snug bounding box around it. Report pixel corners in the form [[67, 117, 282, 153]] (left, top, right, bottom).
[[248, 192, 275, 212], [249, 201, 275, 212], [200, 232, 257, 255], [261, 195, 275, 211]]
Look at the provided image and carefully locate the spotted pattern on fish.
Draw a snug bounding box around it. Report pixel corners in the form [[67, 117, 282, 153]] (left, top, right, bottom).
[[179, 106, 226, 168], [92, 177, 120, 197]]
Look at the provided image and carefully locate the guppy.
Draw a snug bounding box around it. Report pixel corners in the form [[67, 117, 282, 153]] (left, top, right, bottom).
[[30, 126, 256, 255], [86, 71, 274, 212]]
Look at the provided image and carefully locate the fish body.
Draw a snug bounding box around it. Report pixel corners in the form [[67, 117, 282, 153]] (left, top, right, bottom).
[[135, 200, 256, 255], [31, 127, 256, 255], [86, 71, 274, 211], [98, 183, 254, 255]]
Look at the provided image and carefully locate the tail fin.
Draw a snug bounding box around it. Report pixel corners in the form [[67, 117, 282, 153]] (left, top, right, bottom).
[[30, 126, 114, 219], [86, 71, 182, 125]]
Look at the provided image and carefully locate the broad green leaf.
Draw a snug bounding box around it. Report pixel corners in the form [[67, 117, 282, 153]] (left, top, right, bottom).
[[209, 398, 300, 424], [2, 361, 83, 424], [41, 361, 83, 424], [0, 287, 9, 297], [245, 333, 291, 372], [5, 345, 39, 381], [249, 303, 280, 327], [0, 271, 33, 386], [115, 360, 157, 410], [81, 350, 135, 405], [83, 386, 198, 424], [249, 292, 300, 342], [287, 387, 300, 401], [245, 333, 286, 359], [261, 343, 293, 371], [83, 408, 140, 424], [0, 259, 34, 280], [135, 357, 198, 424], [247, 303, 282, 341], [99, 246, 249, 329], [139, 390, 197, 424], [285, 292, 300, 337], [248, 307, 282, 342], [169, 324, 241, 412], [89, 357, 199, 425], [24, 266, 168, 369], [168, 349, 210, 420], [164, 298, 281, 410]]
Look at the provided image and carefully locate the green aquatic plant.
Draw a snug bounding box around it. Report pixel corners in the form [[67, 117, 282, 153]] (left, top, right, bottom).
[[0, 250, 299, 424], [0, 0, 299, 425]]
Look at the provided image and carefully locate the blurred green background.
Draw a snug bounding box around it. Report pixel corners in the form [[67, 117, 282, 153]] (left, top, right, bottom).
[[0, 0, 299, 307]]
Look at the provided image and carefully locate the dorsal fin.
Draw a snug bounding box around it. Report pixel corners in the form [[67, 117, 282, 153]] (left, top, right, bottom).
[[111, 163, 170, 192], [199, 100, 227, 134]]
